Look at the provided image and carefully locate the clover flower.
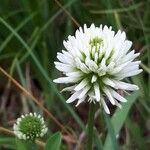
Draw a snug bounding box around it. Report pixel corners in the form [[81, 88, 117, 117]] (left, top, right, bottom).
[[53, 24, 142, 114], [13, 113, 48, 140]]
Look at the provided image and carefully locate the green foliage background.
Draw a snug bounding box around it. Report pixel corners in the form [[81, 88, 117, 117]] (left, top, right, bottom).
[[0, 0, 150, 149]]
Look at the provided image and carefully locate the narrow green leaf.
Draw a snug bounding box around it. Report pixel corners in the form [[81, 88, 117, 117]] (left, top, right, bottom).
[[104, 92, 139, 150], [102, 110, 119, 150], [0, 17, 84, 130], [45, 132, 62, 150], [93, 128, 103, 150], [15, 139, 27, 150], [0, 12, 37, 53], [90, 2, 142, 14], [0, 137, 15, 149], [126, 118, 146, 150]]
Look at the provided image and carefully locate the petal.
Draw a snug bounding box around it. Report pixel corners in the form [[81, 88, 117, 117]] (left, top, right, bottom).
[[74, 78, 88, 91], [78, 85, 91, 99], [53, 76, 80, 84], [66, 71, 83, 78], [120, 50, 140, 64], [103, 78, 116, 87], [113, 81, 139, 91], [75, 95, 86, 106], [101, 96, 110, 114], [61, 85, 76, 92], [115, 100, 122, 109], [91, 75, 97, 83], [54, 62, 74, 72], [109, 89, 127, 102], [117, 69, 142, 79], [66, 91, 81, 103], [110, 61, 130, 74], [103, 87, 115, 105], [94, 83, 100, 102]]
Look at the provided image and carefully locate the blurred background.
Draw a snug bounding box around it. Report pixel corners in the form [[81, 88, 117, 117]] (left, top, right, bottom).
[[0, 0, 150, 149]]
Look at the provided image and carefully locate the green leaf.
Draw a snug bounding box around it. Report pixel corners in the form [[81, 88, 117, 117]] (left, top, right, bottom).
[[102, 111, 119, 150], [45, 132, 62, 150], [104, 92, 139, 150], [15, 139, 27, 150], [0, 17, 84, 130], [15, 139, 38, 150], [0, 137, 16, 149], [126, 118, 146, 150]]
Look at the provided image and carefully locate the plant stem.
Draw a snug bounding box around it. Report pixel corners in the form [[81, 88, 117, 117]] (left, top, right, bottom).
[[87, 103, 95, 150]]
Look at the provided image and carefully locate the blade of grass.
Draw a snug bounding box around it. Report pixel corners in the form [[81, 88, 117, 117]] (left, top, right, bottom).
[[0, 67, 70, 136], [104, 92, 139, 150], [15, 59, 37, 112], [0, 12, 37, 53], [102, 110, 119, 150], [126, 118, 146, 150], [90, 2, 142, 14], [93, 128, 103, 150], [0, 137, 16, 149], [19, 0, 77, 64], [132, 0, 150, 100], [54, 0, 79, 27], [41, 0, 77, 32], [0, 17, 84, 130], [140, 63, 150, 74]]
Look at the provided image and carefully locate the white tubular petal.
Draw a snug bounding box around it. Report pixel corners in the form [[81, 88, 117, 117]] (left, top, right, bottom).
[[91, 75, 97, 83], [107, 62, 115, 70], [100, 58, 106, 69], [61, 85, 76, 92], [78, 86, 91, 99], [116, 40, 132, 61], [122, 64, 139, 73], [94, 83, 100, 102], [57, 52, 73, 64], [66, 91, 81, 103], [115, 100, 122, 109], [13, 124, 18, 130], [109, 89, 127, 102], [75, 95, 86, 107], [110, 61, 129, 74], [103, 78, 116, 87], [118, 69, 143, 79], [74, 79, 88, 91], [122, 40, 132, 55], [120, 50, 140, 64], [103, 87, 115, 105], [101, 96, 110, 114], [55, 62, 74, 72], [113, 81, 139, 91], [57, 53, 66, 63], [53, 76, 80, 84], [75, 58, 90, 73], [66, 71, 83, 78], [86, 58, 98, 71]]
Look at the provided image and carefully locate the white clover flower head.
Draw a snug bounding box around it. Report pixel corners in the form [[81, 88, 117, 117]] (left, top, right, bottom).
[[13, 113, 48, 141], [53, 24, 142, 114]]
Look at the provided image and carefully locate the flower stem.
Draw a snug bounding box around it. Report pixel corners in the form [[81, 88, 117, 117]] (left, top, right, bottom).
[[87, 103, 95, 150]]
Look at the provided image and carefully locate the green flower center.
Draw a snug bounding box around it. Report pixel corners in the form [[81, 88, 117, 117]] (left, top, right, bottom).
[[19, 116, 42, 140], [89, 37, 103, 48]]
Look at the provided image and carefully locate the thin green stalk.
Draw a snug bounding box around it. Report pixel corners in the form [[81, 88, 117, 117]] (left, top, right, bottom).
[[87, 103, 95, 150]]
